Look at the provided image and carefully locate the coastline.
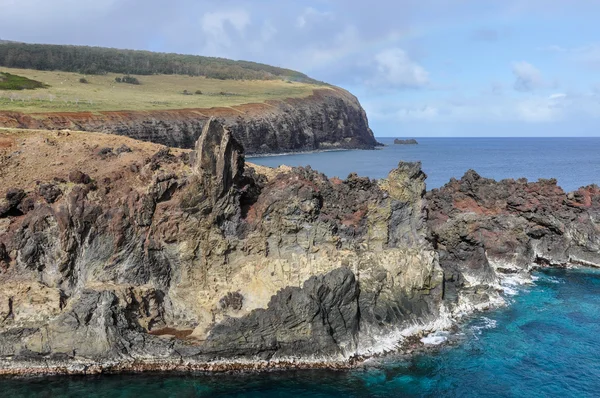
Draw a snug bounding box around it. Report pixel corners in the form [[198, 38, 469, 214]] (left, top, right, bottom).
[[0, 263, 561, 378], [246, 145, 384, 159]]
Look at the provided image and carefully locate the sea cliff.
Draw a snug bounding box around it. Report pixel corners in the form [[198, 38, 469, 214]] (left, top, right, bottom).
[[0, 88, 378, 155], [0, 123, 598, 375]]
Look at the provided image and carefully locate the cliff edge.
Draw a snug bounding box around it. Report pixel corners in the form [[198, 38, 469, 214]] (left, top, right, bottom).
[[0, 87, 378, 155], [0, 124, 598, 375]]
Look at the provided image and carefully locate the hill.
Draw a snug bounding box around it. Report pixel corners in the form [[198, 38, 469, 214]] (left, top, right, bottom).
[[0, 66, 322, 113], [0, 43, 378, 154], [0, 42, 320, 83]]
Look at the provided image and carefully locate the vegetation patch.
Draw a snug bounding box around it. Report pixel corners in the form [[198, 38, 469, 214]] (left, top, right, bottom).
[[115, 75, 140, 85], [0, 72, 48, 90]]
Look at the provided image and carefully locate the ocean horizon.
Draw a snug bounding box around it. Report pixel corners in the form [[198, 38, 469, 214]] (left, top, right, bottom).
[[250, 137, 600, 193]]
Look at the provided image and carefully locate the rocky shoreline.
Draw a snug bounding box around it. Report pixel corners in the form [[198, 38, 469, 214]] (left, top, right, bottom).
[[0, 120, 598, 376]]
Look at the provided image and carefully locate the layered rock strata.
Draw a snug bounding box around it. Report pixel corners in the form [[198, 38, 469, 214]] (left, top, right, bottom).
[[0, 123, 598, 375], [0, 122, 440, 374], [0, 88, 378, 154]]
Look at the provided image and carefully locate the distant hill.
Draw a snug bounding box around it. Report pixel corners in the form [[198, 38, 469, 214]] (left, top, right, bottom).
[[0, 42, 321, 83]]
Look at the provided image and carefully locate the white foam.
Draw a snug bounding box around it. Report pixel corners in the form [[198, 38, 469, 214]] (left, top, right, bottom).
[[354, 305, 456, 357], [421, 331, 449, 345], [470, 316, 498, 335]]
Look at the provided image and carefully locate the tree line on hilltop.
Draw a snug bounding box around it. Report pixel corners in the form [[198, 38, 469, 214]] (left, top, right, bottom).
[[0, 42, 321, 83]]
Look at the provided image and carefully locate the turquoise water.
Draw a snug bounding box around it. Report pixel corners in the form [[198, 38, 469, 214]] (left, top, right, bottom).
[[2, 268, 600, 397], [250, 137, 600, 192]]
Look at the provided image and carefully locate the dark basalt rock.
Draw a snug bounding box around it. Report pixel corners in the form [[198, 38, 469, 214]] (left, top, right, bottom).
[[427, 171, 600, 306], [0, 188, 26, 217], [0, 120, 598, 374], [205, 267, 360, 360], [394, 139, 418, 145], [38, 184, 62, 204]]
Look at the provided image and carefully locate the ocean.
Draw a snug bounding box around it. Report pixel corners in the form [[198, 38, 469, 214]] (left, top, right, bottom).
[[2, 137, 600, 397], [250, 137, 600, 193]]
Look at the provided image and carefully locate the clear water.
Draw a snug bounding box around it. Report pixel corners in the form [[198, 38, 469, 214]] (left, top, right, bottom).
[[2, 268, 600, 397], [3, 138, 600, 396], [250, 137, 600, 192]]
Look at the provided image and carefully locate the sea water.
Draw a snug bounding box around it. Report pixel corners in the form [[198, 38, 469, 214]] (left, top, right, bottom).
[[250, 137, 600, 192], [2, 138, 600, 397], [3, 268, 600, 397]]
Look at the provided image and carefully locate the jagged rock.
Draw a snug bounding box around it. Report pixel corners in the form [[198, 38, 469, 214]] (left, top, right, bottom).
[[0, 188, 26, 217], [115, 144, 133, 154], [38, 184, 62, 204], [192, 118, 244, 205], [0, 127, 597, 374], [427, 171, 600, 308], [205, 267, 360, 360]]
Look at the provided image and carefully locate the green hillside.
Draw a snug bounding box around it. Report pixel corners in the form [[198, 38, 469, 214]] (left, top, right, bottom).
[[0, 42, 321, 83]]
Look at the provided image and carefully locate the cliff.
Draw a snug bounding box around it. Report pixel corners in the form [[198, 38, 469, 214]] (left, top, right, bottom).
[[0, 125, 598, 375], [0, 124, 440, 373], [427, 172, 600, 308], [0, 88, 378, 155]]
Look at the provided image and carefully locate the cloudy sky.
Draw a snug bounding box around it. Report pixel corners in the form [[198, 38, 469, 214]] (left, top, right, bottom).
[[1, 0, 599, 136]]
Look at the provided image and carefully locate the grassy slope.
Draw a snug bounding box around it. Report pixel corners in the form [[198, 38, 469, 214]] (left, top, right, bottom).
[[0, 127, 268, 194], [0, 72, 47, 90], [0, 67, 328, 113]]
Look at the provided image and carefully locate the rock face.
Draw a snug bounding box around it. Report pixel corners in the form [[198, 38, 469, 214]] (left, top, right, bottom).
[[426, 171, 600, 309], [394, 139, 418, 145], [0, 124, 598, 374], [0, 88, 378, 155], [0, 123, 441, 373]]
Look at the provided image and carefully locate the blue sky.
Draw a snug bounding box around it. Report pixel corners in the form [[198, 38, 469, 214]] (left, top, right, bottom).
[[1, 0, 599, 136]]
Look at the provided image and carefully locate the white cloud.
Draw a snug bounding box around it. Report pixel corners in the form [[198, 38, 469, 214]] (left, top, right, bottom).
[[364, 91, 596, 124], [540, 43, 600, 69], [516, 98, 562, 122], [201, 10, 250, 34], [200, 9, 251, 54], [371, 48, 429, 89], [296, 7, 331, 28], [512, 61, 544, 92]]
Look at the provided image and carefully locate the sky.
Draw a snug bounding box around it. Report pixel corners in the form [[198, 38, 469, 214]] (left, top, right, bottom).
[[1, 0, 599, 137]]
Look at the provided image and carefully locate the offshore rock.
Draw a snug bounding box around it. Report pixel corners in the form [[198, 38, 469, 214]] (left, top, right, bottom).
[[394, 139, 418, 145]]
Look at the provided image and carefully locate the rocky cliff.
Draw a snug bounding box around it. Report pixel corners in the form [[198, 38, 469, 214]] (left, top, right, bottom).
[[0, 88, 378, 155], [0, 122, 440, 374], [0, 124, 598, 375], [427, 171, 600, 311]]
